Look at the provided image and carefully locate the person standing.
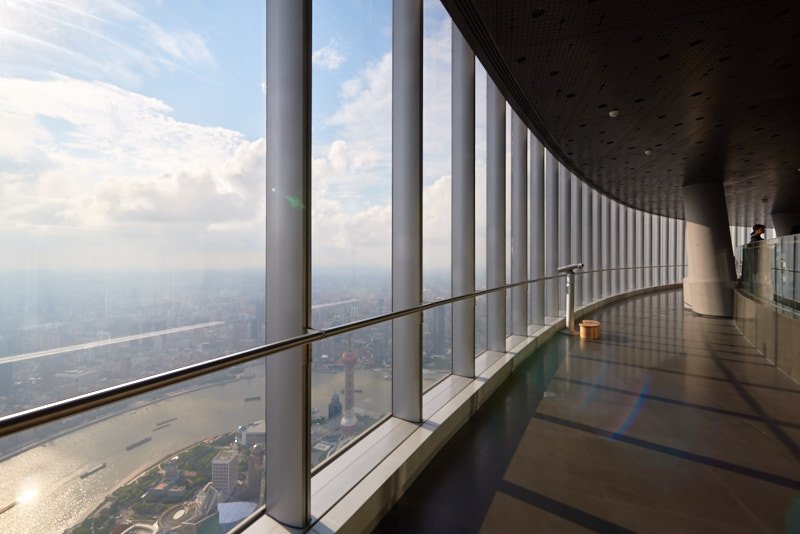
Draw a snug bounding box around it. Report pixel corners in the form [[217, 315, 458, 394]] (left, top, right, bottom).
[[749, 224, 766, 243]]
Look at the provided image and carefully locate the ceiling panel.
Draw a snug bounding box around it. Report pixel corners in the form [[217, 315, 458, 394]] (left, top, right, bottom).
[[447, 0, 800, 225]]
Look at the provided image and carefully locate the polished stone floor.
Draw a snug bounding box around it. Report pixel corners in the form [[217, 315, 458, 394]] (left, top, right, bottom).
[[376, 290, 800, 533]]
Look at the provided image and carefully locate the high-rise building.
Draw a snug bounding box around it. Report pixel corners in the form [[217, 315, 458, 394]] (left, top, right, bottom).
[[339, 349, 358, 434], [328, 392, 342, 420], [211, 449, 239, 496], [246, 444, 265, 498], [432, 304, 446, 356]]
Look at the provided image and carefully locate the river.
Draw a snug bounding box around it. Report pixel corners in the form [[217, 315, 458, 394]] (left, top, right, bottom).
[[0, 366, 435, 533]]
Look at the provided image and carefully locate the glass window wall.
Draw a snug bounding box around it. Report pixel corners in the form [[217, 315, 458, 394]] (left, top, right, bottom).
[[310, 0, 393, 463], [0, 0, 267, 419], [422, 0, 453, 386], [0, 1, 695, 529]]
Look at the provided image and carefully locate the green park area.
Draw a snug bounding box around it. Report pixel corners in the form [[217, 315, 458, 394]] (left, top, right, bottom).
[[68, 433, 236, 534]]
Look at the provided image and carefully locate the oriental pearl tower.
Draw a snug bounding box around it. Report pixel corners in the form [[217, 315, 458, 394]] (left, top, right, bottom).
[[339, 333, 358, 434]]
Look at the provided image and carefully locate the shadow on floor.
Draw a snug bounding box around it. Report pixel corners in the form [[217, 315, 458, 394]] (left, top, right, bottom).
[[375, 290, 800, 534]]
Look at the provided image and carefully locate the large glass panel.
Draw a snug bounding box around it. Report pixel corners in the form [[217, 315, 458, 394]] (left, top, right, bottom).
[[422, 304, 452, 391], [422, 0, 452, 291], [422, 0, 452, 381], [0, 359, 266, 533], [505, 103, 513, 336], [0, 2, 266, 416], [475, 295, 487, 355], [311, 0, 392, 456], [475, 61, 488, 355], [311, 0, 392, 323], [310, 324, 390, 468]]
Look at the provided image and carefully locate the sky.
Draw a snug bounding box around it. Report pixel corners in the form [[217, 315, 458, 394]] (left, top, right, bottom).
[[0, 0, 492, 286]]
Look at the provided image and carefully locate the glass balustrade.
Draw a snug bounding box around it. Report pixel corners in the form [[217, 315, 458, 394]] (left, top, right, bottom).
[[739, 234, 800, 314]]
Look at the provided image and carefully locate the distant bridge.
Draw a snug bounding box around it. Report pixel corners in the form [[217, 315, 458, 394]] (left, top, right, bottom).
[[0, 321, 225, 365], [311, 299, 360, 310]]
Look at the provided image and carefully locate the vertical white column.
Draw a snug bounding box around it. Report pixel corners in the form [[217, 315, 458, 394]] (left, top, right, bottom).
[[558, 163, 571, 313], [545, 150, 558, 317], [663, 216, 669, 283], [643, 212, 652, 287], [581, 180, 593, 304], [636, 210, 644, 289], [571, 173, 582, 306], [683, 182, 737, 316], [265, 0, 310, 525], [451, 25, 475, 377], [652, 215, 661, 286], [592, 189, 601, 300], [601, 195, 611, 296], [487, 79, 506, 350], [529, 136, 545, 325], [618, 203, 627, 292], [392, 0, 423, 422], [627, 206, 636, 290], [668, 217, 677, 284], [610, 200, 620, 294], [511, 112, 528, 335], [678, 218, 686, 280]]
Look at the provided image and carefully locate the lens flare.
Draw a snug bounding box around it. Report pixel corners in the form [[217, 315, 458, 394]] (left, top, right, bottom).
[[16, 488, 38, 504]]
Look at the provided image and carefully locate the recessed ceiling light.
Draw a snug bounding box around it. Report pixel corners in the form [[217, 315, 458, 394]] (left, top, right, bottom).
[[608, 109, 620, 118]]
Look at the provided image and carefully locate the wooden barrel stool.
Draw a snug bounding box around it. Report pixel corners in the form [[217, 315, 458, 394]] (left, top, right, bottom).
[[579, 320, 601, 340]]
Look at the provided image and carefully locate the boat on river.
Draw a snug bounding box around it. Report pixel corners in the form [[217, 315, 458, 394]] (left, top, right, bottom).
[[125, 437, 152, 451], [80, 463, 107, 479]]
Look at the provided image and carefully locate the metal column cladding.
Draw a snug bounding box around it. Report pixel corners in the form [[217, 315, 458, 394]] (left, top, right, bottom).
[[544, 150, 558, 317], [678, 218, 686, 280], [558, 162, 571, 312], [668, 217, 677, 284], [601, 195, 610, 296], [636, 210, 645, 289], [571, 173, 582, 307], [644, 212, 653, 287], [619, 203, 627, 292], [609, 199, 618, 294], [661, 215, 669, 285], [451, 24, 475, 377], [392, 0, 422, 422], [265, 0, 310, 526], [486, 79, 506, 351], [581, 180, 593, 304], [657, 213, 663, 286], [510, 112, 528, 336], [653, 215, 662, 286], [592, 188, 601, 301], [627, 206, 636, 290], [529, 136, 545, 325]]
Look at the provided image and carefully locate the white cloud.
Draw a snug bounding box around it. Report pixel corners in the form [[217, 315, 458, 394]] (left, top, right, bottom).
[[0, 1, 459, 275], [0, 0, 215, 87], [0, 76, 265, 270], [312, 41, 345, 71], [310, 10, 458, 272], [151, 27, 214, 66]]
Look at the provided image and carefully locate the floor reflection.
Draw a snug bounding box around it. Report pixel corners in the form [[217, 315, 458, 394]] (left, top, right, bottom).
[[377, 290, 800, 533]]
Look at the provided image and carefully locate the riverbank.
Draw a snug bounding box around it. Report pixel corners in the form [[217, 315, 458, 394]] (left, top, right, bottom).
[[0, 373, 253, 463], [67, 433, 231, 533]]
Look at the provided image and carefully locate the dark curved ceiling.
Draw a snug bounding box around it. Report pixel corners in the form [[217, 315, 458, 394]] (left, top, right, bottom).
[[444, 0, 800, 225]]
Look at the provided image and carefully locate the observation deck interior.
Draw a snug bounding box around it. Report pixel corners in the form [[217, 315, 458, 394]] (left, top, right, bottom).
[[377, 290, 800, 533]]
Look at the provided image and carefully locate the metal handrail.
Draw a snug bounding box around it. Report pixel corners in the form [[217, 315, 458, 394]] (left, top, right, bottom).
[[0, 264, 686, 438]]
